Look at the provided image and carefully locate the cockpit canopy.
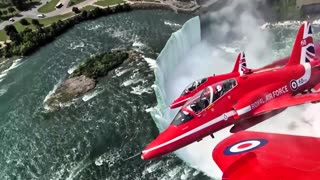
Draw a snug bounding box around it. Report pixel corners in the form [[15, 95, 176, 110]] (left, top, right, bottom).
[[171, 110, 194, 126], [181, 78, 208, 95], [171, 78, 237, 126], [188, 78, 236, 114]]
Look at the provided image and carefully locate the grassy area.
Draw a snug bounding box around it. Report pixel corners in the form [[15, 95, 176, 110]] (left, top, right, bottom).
[[0, 13, 73, 41], [81, 5, 96, 11], [94, 0, 124, 6], [0, 29, 6, 41], [0, 6, 20, 19], [38, 13, 73, 26], [14, 21, 33, 31], [17, 13, 73, 30], [38, 0, 60, 13], [68, 0, 86, 7]]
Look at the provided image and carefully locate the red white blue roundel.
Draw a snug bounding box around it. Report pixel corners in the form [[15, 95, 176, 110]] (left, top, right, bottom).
[[223, 139, 268, 155]]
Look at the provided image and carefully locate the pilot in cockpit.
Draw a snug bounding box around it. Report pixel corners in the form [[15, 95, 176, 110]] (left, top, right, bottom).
[[190, 89, 211, 113], [216, 85, 222, 94], [211, 85, 222, 102], [184, 81, 199, 94]]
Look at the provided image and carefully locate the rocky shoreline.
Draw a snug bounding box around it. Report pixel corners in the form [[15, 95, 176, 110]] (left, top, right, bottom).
[[45, 75, 96, 110], [44, 50, 142, 111]]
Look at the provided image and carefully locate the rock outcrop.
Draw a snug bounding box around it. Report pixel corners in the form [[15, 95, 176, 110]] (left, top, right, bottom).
[[44, 50, 139, 111], [45, 75, 96, 110]]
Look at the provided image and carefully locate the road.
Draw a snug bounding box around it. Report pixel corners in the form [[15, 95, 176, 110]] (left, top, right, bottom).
[[0, 0, 199, 31], [0, 0, 98, 30], [46, 0, 98, 17]]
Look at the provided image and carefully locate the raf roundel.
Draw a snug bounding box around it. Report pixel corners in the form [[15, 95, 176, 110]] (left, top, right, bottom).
[[290, 80, 298, 91], [223, 139, 268, 155]]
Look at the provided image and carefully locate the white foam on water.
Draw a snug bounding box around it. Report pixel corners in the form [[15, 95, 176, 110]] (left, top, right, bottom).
[[0, 87, 8, 96], [143, 57, 157, 70], [121, 78, 144, 87], [130, 85, 152, 95], [142, 161, 163, 175], [0, 58, 23, 81], [67, 64, 78, 75], [86, 24, 102, 31], [94, 156, 103, 166], [43, 80, 62, 104], [69, 42, 85, 50], [43, 79, 64, 111], [133, 39, 146, 48], [0, 81, 15, 96], [114, 68, 130, 77], [66, 159, 90, 180], [164, 20, 182, 28], [82, 90, 102, 102]]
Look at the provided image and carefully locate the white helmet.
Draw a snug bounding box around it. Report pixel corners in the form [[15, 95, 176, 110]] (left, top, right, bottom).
[[216, 85, 222, 92]]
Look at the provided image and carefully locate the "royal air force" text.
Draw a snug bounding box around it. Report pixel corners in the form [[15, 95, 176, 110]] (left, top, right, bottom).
[[251, 85, 289, 109]]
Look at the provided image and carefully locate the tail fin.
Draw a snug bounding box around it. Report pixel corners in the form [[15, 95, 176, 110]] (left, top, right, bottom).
[[287, 21, 315, 66], [232, 52, 251, 75]]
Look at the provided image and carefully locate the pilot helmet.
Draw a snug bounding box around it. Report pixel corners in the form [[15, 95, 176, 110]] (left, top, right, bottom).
[[216, 85, 222, 92]]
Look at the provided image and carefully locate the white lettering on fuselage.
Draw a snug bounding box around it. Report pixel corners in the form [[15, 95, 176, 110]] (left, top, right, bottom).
[[251, 85, 289, 110], [251, 98, 265, 109]]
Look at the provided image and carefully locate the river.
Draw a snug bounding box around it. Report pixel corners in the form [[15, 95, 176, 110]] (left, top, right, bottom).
[[0, 10, 211, 180]]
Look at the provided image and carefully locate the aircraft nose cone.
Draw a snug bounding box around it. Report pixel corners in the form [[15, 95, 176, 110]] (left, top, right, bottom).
[[141, 126, 179, 160], [141, 142, 159, 160], [141, 150, 151, 160], [170, 102, 177, 109], [170, 101, 179, 109]]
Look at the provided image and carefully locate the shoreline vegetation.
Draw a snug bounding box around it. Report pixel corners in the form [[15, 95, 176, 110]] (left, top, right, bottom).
[[1, 4, 132, 58], [45, 50, 140, 110], [0, 1, 199, 58]]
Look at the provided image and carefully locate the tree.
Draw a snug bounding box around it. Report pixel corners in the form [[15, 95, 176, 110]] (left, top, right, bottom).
[[31, 19, 40, 26], [2, 10, 8, 15], [72, 7, 80, 14], [8, 7, 15, 13], [122, 3, 131, 11], [81, 10, 87, 19], [0, 11, 3, 16], [10, 0, 26, 11], [20, 18, 29, 25], [10, 33, 22, 45], [4, 24, 18, 35]]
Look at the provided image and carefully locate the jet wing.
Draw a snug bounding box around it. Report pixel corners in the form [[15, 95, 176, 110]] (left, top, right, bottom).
[[253, 92, 320, 116], [213, 131, 320, 180]]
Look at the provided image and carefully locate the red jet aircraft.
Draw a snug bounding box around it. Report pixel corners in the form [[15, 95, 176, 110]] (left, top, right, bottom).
[[170, 43, 320, 109], [213, 131, 320, 179], [141, 21, 320, 160], [171, 47, 320, 109], [170, 52, 251, 109]]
